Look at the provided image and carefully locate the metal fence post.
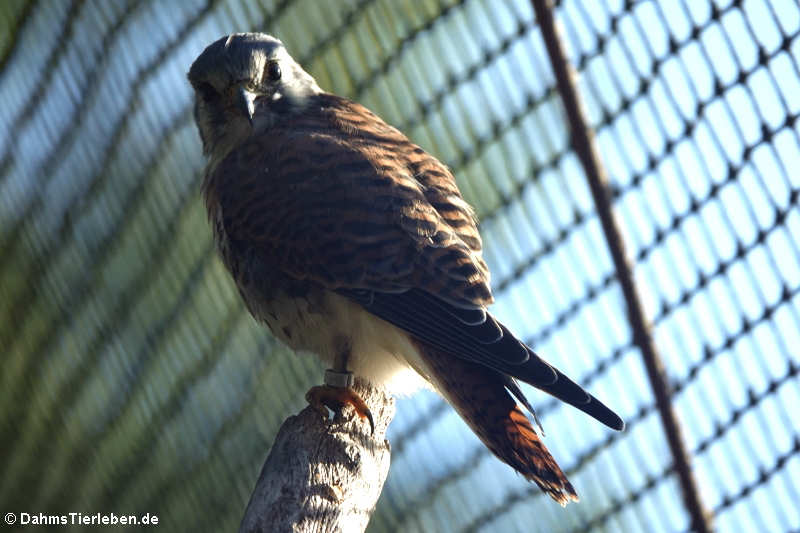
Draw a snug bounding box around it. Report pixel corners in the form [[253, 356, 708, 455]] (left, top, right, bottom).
[[530, 1, 713, 531]]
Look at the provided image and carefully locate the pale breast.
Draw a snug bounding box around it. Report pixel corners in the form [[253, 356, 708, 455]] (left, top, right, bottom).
[[210, 198, 430, 394]]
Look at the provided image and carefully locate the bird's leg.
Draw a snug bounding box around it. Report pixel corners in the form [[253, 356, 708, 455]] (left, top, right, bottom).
[[305, 350, 375, 435]]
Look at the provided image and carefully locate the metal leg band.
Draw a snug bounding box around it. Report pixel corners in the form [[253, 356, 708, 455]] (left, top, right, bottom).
[[324, 369, 354, 388]]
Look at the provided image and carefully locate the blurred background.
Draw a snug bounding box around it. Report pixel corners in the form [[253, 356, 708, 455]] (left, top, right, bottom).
[[1, 0, 799, 531]]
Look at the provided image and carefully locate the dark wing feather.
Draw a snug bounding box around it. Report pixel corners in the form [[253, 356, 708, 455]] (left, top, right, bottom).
[[209, 93, 623, 430], [209, 93, 491, 310], [538, 364, 625, 430], [344, 288, 624, 431], [342, 288, 535, 369]]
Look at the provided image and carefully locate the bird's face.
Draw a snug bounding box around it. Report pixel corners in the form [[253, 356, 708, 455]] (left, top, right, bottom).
[[188, 33, 320, 161]]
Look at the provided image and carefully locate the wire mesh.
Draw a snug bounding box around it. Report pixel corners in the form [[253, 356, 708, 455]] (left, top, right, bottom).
[[0, 0, 798, 532]]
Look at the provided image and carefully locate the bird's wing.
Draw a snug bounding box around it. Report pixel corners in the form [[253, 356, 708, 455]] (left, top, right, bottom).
[[345, 288, 624, 430], [210, 94, 623, 430], [210, 94, 491, 308]]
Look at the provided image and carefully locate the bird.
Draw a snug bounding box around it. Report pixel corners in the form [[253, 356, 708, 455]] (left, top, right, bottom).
[[188, 32, 624, 505]]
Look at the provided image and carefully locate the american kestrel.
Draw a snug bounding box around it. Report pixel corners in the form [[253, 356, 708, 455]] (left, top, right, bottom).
[[188, 33, 624, 505]]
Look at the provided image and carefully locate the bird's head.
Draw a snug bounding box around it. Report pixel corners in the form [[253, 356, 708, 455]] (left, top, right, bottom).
[[188, 33, 321, 161]]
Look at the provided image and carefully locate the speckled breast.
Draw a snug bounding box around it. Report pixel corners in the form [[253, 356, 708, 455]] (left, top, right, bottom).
[[210, 206, 331, 352]]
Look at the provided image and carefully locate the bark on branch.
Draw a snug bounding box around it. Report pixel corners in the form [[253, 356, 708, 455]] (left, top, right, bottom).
[[239, 380, 395, 533]]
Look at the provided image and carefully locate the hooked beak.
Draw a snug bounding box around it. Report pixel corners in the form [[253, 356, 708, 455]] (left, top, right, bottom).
[[236, 87, 256, 125]]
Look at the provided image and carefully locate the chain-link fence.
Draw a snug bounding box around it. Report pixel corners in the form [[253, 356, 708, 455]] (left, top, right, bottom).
[[1, 0, 798, 531]]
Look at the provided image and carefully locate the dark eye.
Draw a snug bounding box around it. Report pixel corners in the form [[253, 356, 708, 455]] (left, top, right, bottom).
[[195, 81, 218, 101], [267, 61, 281, 81]]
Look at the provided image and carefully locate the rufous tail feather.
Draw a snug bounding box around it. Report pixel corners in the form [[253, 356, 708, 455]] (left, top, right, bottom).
[[415, 340, 578, 505]]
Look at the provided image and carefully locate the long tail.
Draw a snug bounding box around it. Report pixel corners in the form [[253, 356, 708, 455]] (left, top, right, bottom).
[[415, 340, 578, 505]]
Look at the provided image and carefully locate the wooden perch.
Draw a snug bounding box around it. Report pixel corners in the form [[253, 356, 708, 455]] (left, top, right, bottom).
[[239, 380, 396, 533]]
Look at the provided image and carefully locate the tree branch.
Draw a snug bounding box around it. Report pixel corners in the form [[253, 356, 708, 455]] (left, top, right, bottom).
[[239, 379, 395, 533]]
